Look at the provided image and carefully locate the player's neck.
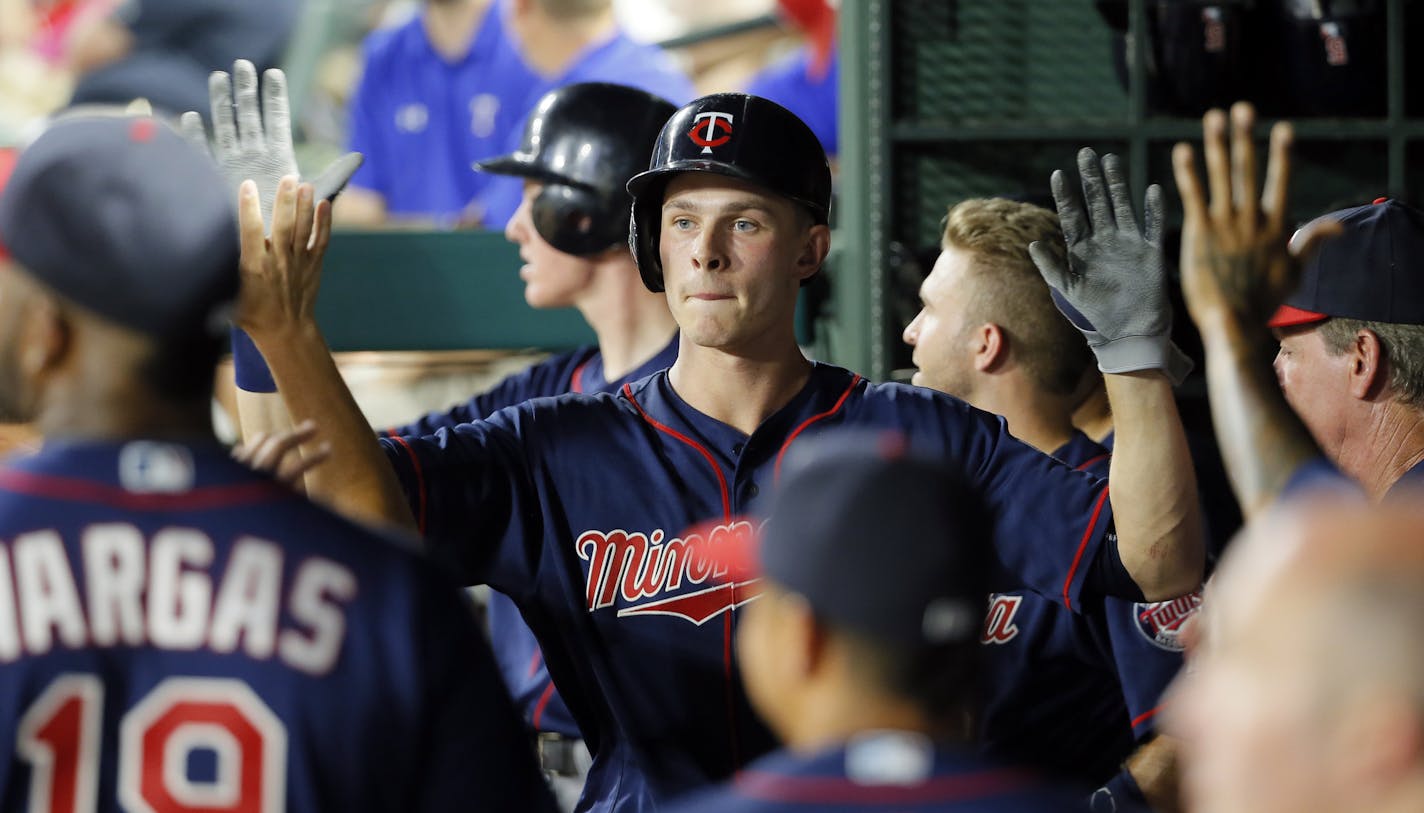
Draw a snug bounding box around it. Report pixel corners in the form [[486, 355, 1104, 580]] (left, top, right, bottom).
[[1340, 402, 1424, 502], [511, 6, 617, 76], [36, 385, 215, 443], [782, 689, 948, 756], [969, 377, 1079, 455], [1071, 380, 1114, 443], [423, 0, 491, 62], [668, 336, 811, 436], [576, 264, 677, 382]]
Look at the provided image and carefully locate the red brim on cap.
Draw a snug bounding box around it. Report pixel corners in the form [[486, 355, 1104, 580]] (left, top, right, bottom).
[[1268, 304, 1330, 328]]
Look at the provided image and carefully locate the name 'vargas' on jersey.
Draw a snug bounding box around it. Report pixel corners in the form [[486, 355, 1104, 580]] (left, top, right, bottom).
[[0, 524, 354, 674]]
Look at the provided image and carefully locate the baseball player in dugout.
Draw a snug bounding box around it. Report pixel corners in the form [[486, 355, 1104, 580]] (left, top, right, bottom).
[[1173, 100, 1424, 515], [666, 436, 1081, 812], [1165, 494, 1424, 813], [902, 189, 1194, 812], [0, 115, 555, 811], [233, 81, 1204, 810]]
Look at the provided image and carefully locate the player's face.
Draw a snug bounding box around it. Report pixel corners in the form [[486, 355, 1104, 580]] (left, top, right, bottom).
[[1167, 582, 1344, 813], [1273, 325, 1354, 462], [505, 182, 595, 309], [658, 174, 825, 353], [902, 247, 980, 398]]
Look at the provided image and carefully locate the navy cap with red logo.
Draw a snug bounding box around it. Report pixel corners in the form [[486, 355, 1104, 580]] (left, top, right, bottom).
[[0, 116, 239, 340], [1270, 198, 1424, 328], [748, 433, 993, 649]]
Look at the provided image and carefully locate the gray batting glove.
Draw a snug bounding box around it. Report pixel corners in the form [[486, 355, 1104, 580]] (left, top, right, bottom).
[[1030, 148, 1193, 385], [180, 60, 362, 234]]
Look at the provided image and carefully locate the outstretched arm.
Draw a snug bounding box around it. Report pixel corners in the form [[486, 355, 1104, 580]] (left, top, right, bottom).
[[1172, 104, 1339, 519], [236, 176, 416, 532], [1032, 149, 1203, 601]]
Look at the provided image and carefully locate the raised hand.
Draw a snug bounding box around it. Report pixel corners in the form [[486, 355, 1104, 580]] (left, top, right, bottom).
[[1171, 102, 1340, 334], [235, 176, 331, 336], [181, 59, 362, 234], [1030, 148, 1192, 384], [232, 419, 331, 490]]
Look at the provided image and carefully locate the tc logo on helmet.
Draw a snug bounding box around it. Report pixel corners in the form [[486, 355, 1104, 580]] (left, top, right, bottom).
[[688, 112, 734, 154]]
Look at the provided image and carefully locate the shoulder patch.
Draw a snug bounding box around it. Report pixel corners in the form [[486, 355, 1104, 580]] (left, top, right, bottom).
[[1132, 591, 1203, 652]]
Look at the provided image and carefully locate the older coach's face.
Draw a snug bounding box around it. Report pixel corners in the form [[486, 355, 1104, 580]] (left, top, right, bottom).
[[658, 173, 825, 352]]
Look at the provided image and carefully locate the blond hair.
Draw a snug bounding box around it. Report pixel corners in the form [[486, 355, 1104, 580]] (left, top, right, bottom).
[[940, 198, 1091, 395]]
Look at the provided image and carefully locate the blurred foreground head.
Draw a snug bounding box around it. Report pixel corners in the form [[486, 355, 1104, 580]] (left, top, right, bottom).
[[1166, 490, 1424, 813]]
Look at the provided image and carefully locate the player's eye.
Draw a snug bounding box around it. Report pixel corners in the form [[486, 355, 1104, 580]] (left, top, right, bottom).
[[731, 219, 757, 232], [670, 217, 694, 230]]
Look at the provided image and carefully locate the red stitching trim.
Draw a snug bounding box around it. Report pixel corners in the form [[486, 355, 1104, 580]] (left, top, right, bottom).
[[526, 649, 543, 679], [1062, 486, 1110, 612], [388, 436, 428, 535], [772, 374, 861, 483], [1075, 453, 1110, 472], [0, 470, 283, 511], [570, 358, 591, 395], [531, 681, 557, 730], [622, 384, 731, 519], [1131, 706, 1161, 730]]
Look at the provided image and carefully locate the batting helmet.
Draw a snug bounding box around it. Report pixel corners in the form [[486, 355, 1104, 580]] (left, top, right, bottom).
[[475, 82, 676, 256], [625, 93, 832, 293]]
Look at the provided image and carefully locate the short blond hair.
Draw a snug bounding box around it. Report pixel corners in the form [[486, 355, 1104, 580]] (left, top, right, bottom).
[[940, 198, 1091, 395]]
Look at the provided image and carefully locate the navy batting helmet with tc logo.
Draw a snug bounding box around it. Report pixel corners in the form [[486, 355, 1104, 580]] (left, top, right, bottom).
[[625, 93, 832, 293]]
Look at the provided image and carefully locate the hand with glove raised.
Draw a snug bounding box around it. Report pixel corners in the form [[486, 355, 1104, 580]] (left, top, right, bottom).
[[1031, 148, 1193, 385], [181, 59, 362, 234]]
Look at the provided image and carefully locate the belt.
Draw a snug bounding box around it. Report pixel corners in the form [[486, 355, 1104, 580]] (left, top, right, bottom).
[[537, 732, 586, 778]]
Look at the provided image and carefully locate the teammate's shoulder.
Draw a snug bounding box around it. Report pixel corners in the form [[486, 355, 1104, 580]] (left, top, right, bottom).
[[361, 13, 426, 62]]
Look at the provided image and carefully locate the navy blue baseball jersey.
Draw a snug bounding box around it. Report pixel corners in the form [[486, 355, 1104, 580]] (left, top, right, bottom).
[[387, 337, 678, 739], [0, 439, 554, 813], [977, 431, 1192, 782], [379, 362, 1118, 812], [346, 0, 541, 221], [663, 732, 1080, 812]]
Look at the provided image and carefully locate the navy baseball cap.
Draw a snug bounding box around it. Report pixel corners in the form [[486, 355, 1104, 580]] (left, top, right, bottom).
[[0, 116, 239, 339], [1270, 198, 1424, 328], [750, 433, 993, 648]]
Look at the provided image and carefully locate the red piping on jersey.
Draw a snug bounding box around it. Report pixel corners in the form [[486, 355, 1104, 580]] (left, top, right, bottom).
[[1062, 487, 1110, 612], [733, 767, 1035, 803], [772, 374, 861, 483], [0, 469, 283, 511], [1075, 453, 1110, 472], [1131, 706, 1161, 730], [622, 384, 731, 519], [532, 681, 557, 730], [570, 358, 591, 394], [388, 436, 428, 535], [624, 382, 743, 771], [383, 427, 400, 439], [527, 650, 543, 678]]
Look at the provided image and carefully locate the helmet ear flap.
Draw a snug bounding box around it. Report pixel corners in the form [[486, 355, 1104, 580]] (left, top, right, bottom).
[[629, 183, 665, 293], [531, 183, 624, 256]]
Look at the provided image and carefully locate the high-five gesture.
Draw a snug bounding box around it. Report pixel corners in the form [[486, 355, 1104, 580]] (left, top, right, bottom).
[[1032, 148, 1192, 384], [182, 59, 362, 233], [1172, 103, 1339, 334]]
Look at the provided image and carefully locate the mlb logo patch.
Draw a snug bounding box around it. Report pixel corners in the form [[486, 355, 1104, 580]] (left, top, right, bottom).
[[1133, 591, 1203, 652]]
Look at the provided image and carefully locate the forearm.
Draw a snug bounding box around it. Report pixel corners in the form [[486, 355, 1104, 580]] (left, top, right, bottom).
[[1124, 735, 1182, 813], [1200, 318, 1321, 519], [1104, 372, 1204, 600], [249, 320, 417, 532]]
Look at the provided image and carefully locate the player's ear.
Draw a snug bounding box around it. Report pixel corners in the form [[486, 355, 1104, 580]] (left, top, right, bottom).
[[792, 224, 831, 283], [975, 323, 1006, 373], [20, 295, 71, 380], [1349, 328, 1386, 401]]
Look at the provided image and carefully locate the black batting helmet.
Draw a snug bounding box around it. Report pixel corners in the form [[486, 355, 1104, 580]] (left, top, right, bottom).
[[625, 93, 832, 293], [475, 82, 676, 256]]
